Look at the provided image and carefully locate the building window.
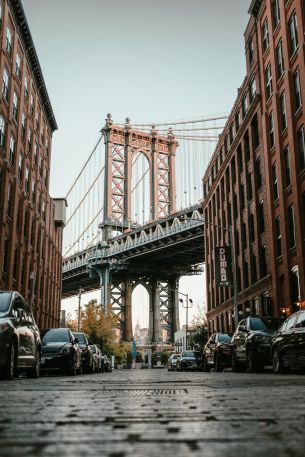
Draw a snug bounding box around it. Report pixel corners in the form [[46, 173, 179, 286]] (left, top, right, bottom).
[[249, 213, 255, 243], [21, 113, 26, 140], [276, 40, 284, 79], [9, 136, 15, 165], [288, 11, 298, 55], [269, 112, 275, 148], [244, 131, 250, 162], [272, 163, 279, 200], [15, 53, 21, 79], [293, 69, 302, 112], [262, 18, 269, 52], [240, 184, 245, 210], [31, 179, 36, 204], [302, 192, 305, 229], [0, 114, 5, 148], [243, 262, 249, 289], [237, 145, 243, 173], [247, 171, 253, 201], [255, 158, 262, 189], [30, 95, 34, 116], [2, 237, 9, 273], [18, 153, 23, 181], [242, 94, 248, 117], [248, 38, 254, 64], [35, 111, 40, 131], [235, 111, 240, 132], [260, 245, 267, 278], [288, 205, 296, 248], [7, 182, 12, 217], [12, 91, 19, 121], [258, 201, 265, 234], [265, 62, 273, 99], [279, 92, 287, 131], [24, 77, 28, 99], [28, 129, 32, 151], [283, 147, 291, 187], [2, 68, 9, 101], [25, 167, 30, 194], [251, 114, 259, 149], [272, 0, 280, 29], [33, 143, 38, 166], [46, 138, 49, 157], [297, 126, 305, 171], [249, 76, 256, 102], [242, 222, 247, 250], [229, 124, 234, 144], [275, 217, 282, 257], [251, 251, 257, 283], [13, 248, 18, 280], [5, 27, 12, 56]]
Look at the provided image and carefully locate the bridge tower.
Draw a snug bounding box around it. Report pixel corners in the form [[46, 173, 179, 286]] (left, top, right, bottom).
[[95, 114, 180, 342]]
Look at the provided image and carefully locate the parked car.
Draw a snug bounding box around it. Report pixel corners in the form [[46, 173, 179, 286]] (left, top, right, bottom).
[[203, 332, 232, 372], [89, 344, 102, 373], [176, 350, 198, 371], [231, 316, 283, 372], [271, 310, 305, 374], [102, 354, 112, 372], [0, 291, 41, 380], [167, 353, 180, 371], [73, 332, 94, 373], [41, 328, 82, 375]]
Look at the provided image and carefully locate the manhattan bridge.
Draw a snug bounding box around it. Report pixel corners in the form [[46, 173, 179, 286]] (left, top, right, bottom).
[[62, 113, 226, 342]]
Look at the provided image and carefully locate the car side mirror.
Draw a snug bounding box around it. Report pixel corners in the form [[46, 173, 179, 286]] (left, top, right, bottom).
[[74, 337, 79, 344], [17, 308, 24, 324], [239, 325, 247, 332]]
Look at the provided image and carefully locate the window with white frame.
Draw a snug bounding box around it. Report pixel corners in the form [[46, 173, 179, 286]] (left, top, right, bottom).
[[18, 153, 23, 181], [262, 18, 269, 52], [275, 217, 282, 257], [21, 112, 26, 140], [0, 114, 5, 148], [265, 62, 273, 99], [25, 167, 30, 193], [279, 92, 287, 131], [9, 136, 15, 164], [269, 112, 275, 148], [2, 68, 9, 101], [293, 69, 302, 112], [12, 91, 19, 121], [249, 76, 256, 102], [276, 40, 284, 79], [15, 53, 21, 79], [242, 94, 248, 117], [272, 163, 278, 200], [5, 27, 12, 55], [288, 11, 298, 55], [24, 77, 28, 99], [272, 0, 280, 29], [297, 126, 305, 171]]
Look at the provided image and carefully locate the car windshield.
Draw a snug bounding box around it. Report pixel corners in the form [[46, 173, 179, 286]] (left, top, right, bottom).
[[42, 329, 70, 343], [172, 355, 178, 359], [0, 292, 11, 315], [218, 334, 231, 343], [73, 332, 86, 344], [182, 351, 194, 357], [250, 318, 282, 331]]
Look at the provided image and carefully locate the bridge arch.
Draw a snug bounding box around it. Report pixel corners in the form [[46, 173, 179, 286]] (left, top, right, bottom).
[[132, 282, 151, 342]]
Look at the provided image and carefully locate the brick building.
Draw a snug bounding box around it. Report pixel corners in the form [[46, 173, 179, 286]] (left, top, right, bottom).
[[203, 0, 305, 334], [0, 0, 65, 327]]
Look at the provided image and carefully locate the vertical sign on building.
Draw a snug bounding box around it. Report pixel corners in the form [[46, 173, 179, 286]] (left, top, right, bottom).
[[215, 246, 233, 287]]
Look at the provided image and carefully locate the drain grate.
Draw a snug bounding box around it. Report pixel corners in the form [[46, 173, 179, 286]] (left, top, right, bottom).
[[98, 389, 188, 396]]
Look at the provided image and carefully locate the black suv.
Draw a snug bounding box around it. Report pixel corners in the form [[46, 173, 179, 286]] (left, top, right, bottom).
[[203, 332, 232, 372], [0, 291, 41, 379], [231, 316, 283, 372]]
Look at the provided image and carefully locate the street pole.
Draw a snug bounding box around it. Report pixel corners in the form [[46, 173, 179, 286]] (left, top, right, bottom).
[[77, 288, 83, 332], [185, 293, 189, 350]]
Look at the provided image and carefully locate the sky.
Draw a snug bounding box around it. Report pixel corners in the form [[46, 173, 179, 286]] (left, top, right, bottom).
[[22, 0, 250, 331]]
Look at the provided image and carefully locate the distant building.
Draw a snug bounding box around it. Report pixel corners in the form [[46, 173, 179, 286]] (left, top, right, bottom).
[[203, 0, 305, 333], [174, 326, 195, 351], [0, 0, 65, 327], [134, 319, 149, 344]]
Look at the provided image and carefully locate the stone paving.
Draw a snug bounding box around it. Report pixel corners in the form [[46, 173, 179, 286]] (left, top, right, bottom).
[[0, 368, 304, 457]]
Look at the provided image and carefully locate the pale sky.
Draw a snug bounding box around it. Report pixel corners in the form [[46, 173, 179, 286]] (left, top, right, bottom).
[[22, 0, 250, 331]]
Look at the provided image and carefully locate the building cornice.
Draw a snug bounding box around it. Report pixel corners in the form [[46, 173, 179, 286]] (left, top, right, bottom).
[[248, 0, 264, 17], [8, 0, 58, 132]]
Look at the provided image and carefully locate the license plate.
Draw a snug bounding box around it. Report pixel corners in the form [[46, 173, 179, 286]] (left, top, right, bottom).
[[41, 357, 46, 364]]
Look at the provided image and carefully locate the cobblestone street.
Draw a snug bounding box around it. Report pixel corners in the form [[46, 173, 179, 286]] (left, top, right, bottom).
[[0, 369, 304, 457]]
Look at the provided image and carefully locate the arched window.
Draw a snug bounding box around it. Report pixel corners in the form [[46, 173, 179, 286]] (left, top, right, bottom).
[[0, 114, 5, 148]]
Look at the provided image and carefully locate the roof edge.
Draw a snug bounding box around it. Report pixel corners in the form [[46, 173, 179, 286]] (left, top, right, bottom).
[[9, 0, 58, 132]]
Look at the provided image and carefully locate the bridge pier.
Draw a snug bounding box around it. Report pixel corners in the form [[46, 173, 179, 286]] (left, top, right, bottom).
[[124, 279, 133, 342], [152, 280, 161, 342]]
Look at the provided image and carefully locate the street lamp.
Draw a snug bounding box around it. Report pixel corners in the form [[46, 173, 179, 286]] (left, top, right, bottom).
[[179, 215, 238, 328], [77, 288, 85, 331], [178, 292, 193, 350]]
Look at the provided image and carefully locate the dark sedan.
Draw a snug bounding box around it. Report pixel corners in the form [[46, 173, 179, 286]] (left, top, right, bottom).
[[0, 291, 41, 380], [272, 310, 305, 373], [73, 332, 94, 373], [203, 333, 232, 372], [176, 351, 198, 371], [41, 328, 82, 375]]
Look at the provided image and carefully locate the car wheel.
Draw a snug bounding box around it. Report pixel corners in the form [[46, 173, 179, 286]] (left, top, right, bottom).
[[231, 351, 242, 372], [272, 349, 285, 374], [214, 354, 223, 372], [2, 341, 16, 380], [27, 349, 40, 378]]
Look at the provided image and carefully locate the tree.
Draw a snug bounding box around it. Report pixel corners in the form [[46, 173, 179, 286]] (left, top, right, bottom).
[[80, 299, 118, 346], [190, 311, 209, 351]]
